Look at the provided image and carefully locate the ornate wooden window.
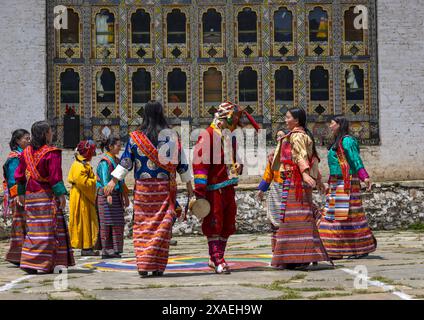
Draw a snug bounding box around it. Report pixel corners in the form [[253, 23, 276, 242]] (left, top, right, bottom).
[[308, 65, 333, 116], [343, 5, 368, 56], [272, 7, 295, 57], [236, 7, 260, 57], [131, 68, 152, 118], [57, 8, 81, 59], [275, 66, 294, 112], [165, 8, 189, 59], [199, 65, 226, 119], [54, 66, 83, 147], [342, 64, 370, 117], [201, 8, 224, 58], [307, 6, 332, 56], [60, 68, 80, 112], [93, 8, 117, 59], [237, 66, 260, 115], [93, 67, 118, 118], [204, 67, 223, 104], [166, 67, 190, 119], [130, 9, 153, 59]]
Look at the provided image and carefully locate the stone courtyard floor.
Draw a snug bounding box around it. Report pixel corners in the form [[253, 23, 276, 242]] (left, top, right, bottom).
[[0, 231, 423, 300]]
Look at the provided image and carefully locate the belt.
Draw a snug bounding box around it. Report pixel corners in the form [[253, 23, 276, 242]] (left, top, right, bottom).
[[206, 178, 239, 191]]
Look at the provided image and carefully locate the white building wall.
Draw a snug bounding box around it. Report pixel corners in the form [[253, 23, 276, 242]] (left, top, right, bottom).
[[0, 0, 47, 165]]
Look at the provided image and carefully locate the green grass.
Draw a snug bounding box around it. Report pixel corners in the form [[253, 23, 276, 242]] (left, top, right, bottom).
[[146, 284, 165, 289], [68, 286, 97, 300], [275, 289, 302, 300], [309, 292, 352, 300], [370, 276, 396, 285], [47, 293, 63, 300], [408, 222, 424, 231], [291, 274, 307, 281]]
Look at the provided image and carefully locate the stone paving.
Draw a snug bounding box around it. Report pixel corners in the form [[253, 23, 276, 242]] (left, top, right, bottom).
[[0, 231, 423, 300]]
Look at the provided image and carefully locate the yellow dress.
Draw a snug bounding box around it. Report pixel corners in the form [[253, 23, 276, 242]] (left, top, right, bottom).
[[68, 155, 99, 249]]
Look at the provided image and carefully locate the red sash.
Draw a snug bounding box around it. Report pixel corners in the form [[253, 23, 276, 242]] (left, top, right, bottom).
[[336, 135, 351, 194], [280, 128, 316, 202], [130, 131, 178, 211], [23, 145, 59, 184]]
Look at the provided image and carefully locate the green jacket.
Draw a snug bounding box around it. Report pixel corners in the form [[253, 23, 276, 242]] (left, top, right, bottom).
[[327, 136, 365, 176]]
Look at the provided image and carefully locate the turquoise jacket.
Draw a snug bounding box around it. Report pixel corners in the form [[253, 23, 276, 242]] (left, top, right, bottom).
[[4, 147, 23, 189], [96, 153, 123, 192], [327, 136, 365, 176]]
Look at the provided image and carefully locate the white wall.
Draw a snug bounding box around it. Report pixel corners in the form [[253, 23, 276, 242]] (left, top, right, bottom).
[[0, 0, 46, 165], [366, 0, 424, 180]]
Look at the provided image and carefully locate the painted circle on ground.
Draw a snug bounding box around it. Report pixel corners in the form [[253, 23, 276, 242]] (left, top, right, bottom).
[[82, 254, 272, 273]]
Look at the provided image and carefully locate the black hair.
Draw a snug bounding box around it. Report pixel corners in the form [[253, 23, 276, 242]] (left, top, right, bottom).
[[328, 115, 350, 150], [100, 135, 121, 152], [139, 100, 170, 145], [30, 121, 51, 150], [287, 107, 319, 158], [9, 129, 30, 151]]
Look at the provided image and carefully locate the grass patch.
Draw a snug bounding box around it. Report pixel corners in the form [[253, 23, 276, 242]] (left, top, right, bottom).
[[291, 274, 307, 281], [69, 286, 97, 300], [47, 293, 63, 300], [295, 287, 327, 292], [40, 279, 54, 285], [146, 284, 165, 289], [309, 292, 352, 300], [275, 289, 302, 300], [408, 223, 424, 231], [370, 276, 396, 285]]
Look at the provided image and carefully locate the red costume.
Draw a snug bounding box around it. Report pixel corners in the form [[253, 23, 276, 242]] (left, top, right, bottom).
[[192, 102, 259, 273]]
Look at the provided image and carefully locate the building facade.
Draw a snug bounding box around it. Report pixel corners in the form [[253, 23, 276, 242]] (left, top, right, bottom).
[[0, 0, 423, 181], [46, 0, 379, 147]]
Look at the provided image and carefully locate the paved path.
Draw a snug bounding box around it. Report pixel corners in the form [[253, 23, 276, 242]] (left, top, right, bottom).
[[0, 231, 423, 300]]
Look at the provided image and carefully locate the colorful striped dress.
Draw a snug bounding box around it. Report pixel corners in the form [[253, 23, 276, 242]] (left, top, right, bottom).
[[14, 145, 75, 273], [257, 151, 282, 253], [270, 128, 331, 267], [111, 131, 191, 273], [96, 153, 126, 255], [318, 135, 377, 257], [3, 147, 26, 265]]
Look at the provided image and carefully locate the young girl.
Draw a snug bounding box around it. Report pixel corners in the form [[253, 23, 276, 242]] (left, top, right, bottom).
[[318, 116, 376, 259], [96, 136, 129, 259], [3, 129, 30, 266], [257, 130, 285, 254], [14, 121, 74, 274], [68, 140, 100, 256]]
